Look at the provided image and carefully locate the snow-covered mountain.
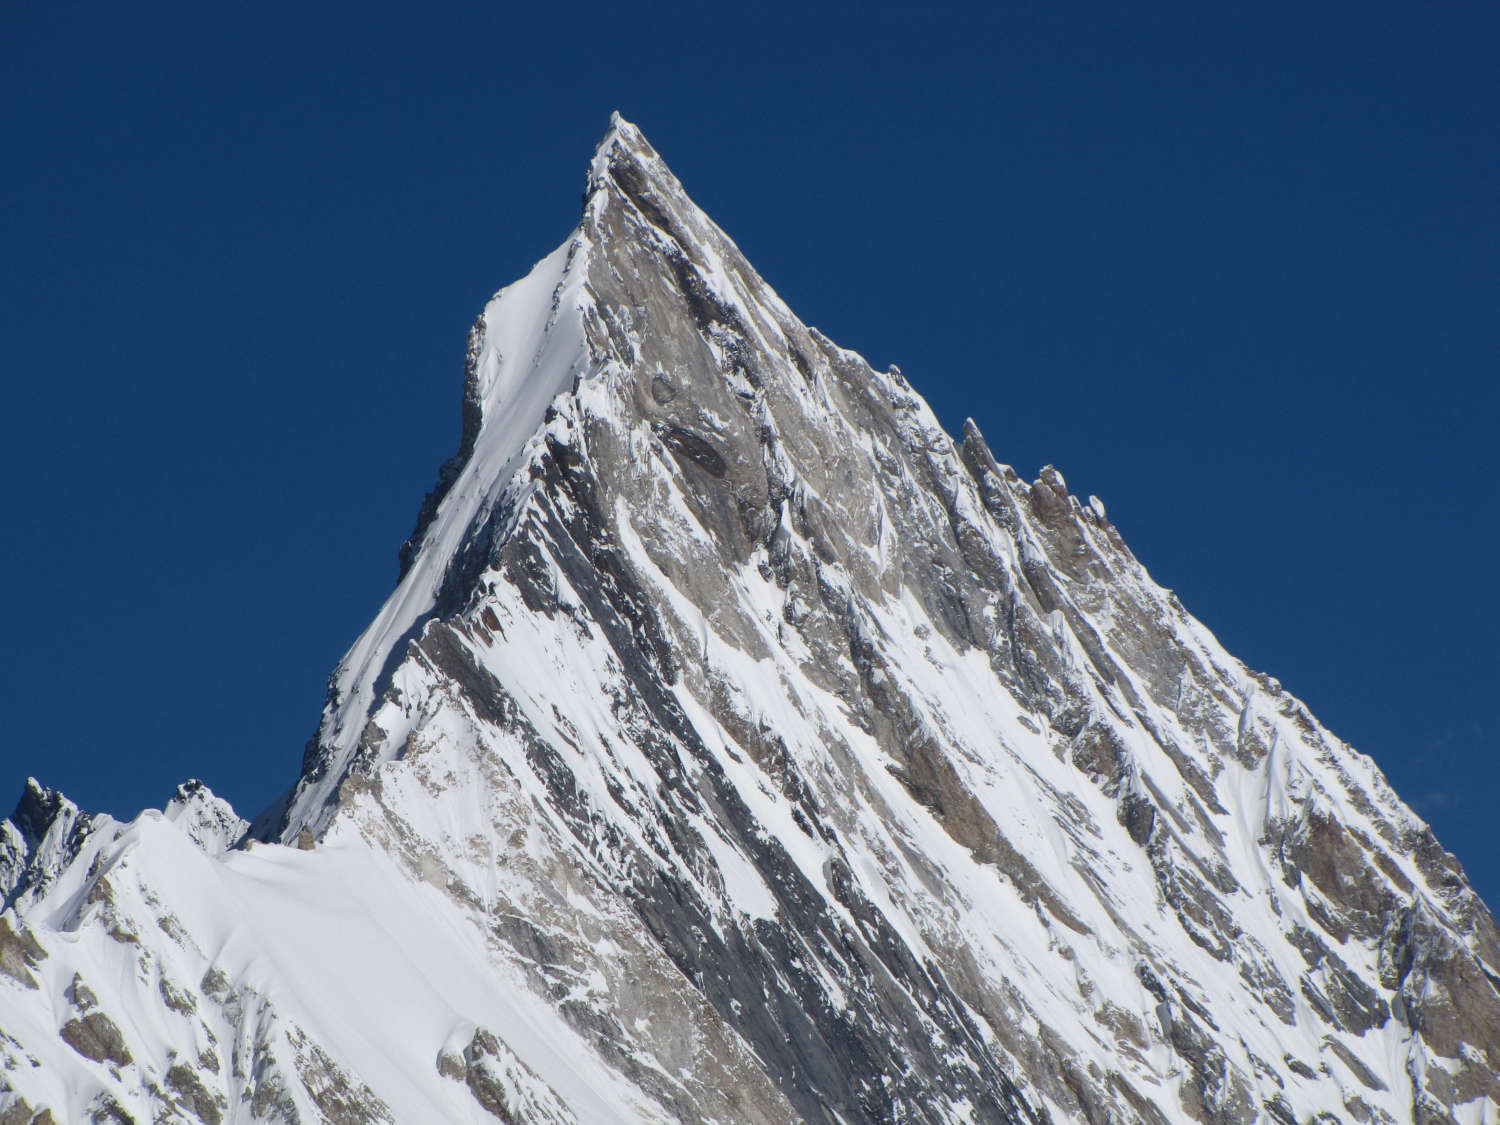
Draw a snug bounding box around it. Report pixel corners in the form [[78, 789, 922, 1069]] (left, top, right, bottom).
[[3, 115, 1496, 1125]]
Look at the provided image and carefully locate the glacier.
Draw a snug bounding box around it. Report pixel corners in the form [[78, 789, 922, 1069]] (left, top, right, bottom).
[[2, 114, 1497, 1125]]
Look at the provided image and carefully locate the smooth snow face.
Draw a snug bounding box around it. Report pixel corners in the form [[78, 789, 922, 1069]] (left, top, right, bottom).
[[279, 232, 595, 837], [4, 115, 1498, 1125]]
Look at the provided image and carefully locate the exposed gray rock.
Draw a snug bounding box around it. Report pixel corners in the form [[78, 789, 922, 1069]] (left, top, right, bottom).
[[60, 1011, 131, 1067], [166, 1063, 225, 1125], [456, 1028, 576, 1125], [0, 916, 44, 989], [288, 1027, 393, 1125]]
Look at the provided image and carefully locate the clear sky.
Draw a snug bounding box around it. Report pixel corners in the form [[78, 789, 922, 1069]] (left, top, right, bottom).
[[4, 2, 1495, 907]]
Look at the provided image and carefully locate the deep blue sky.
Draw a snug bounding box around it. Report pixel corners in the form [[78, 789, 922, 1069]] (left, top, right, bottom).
[[5, 3, 1495, 907]]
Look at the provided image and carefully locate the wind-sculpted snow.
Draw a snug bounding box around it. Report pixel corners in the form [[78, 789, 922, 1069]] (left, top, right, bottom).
[[3, 115, 1498, 1124]]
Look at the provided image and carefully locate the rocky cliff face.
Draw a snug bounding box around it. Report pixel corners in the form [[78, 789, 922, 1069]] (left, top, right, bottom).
[[2, 115, 1497, 1125]]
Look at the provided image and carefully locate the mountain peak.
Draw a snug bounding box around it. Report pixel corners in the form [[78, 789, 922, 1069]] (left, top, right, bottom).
[[8, 777, 76, 848], [164, 779, 248, 856], [8, 118, 1491, 1125], [1, 778, 94, 911], [591, 110, 648, 166], [586, 111, 672, 208]]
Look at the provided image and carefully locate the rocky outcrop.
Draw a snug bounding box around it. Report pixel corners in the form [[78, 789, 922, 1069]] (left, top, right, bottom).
[[59, 1013, 132, 1069], [1, 779, 95, 911]]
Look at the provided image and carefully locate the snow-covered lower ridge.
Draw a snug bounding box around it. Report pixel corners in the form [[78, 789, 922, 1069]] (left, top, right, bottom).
[[4, 115, 1498, 1125], [0, 781, 692, 1124]]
